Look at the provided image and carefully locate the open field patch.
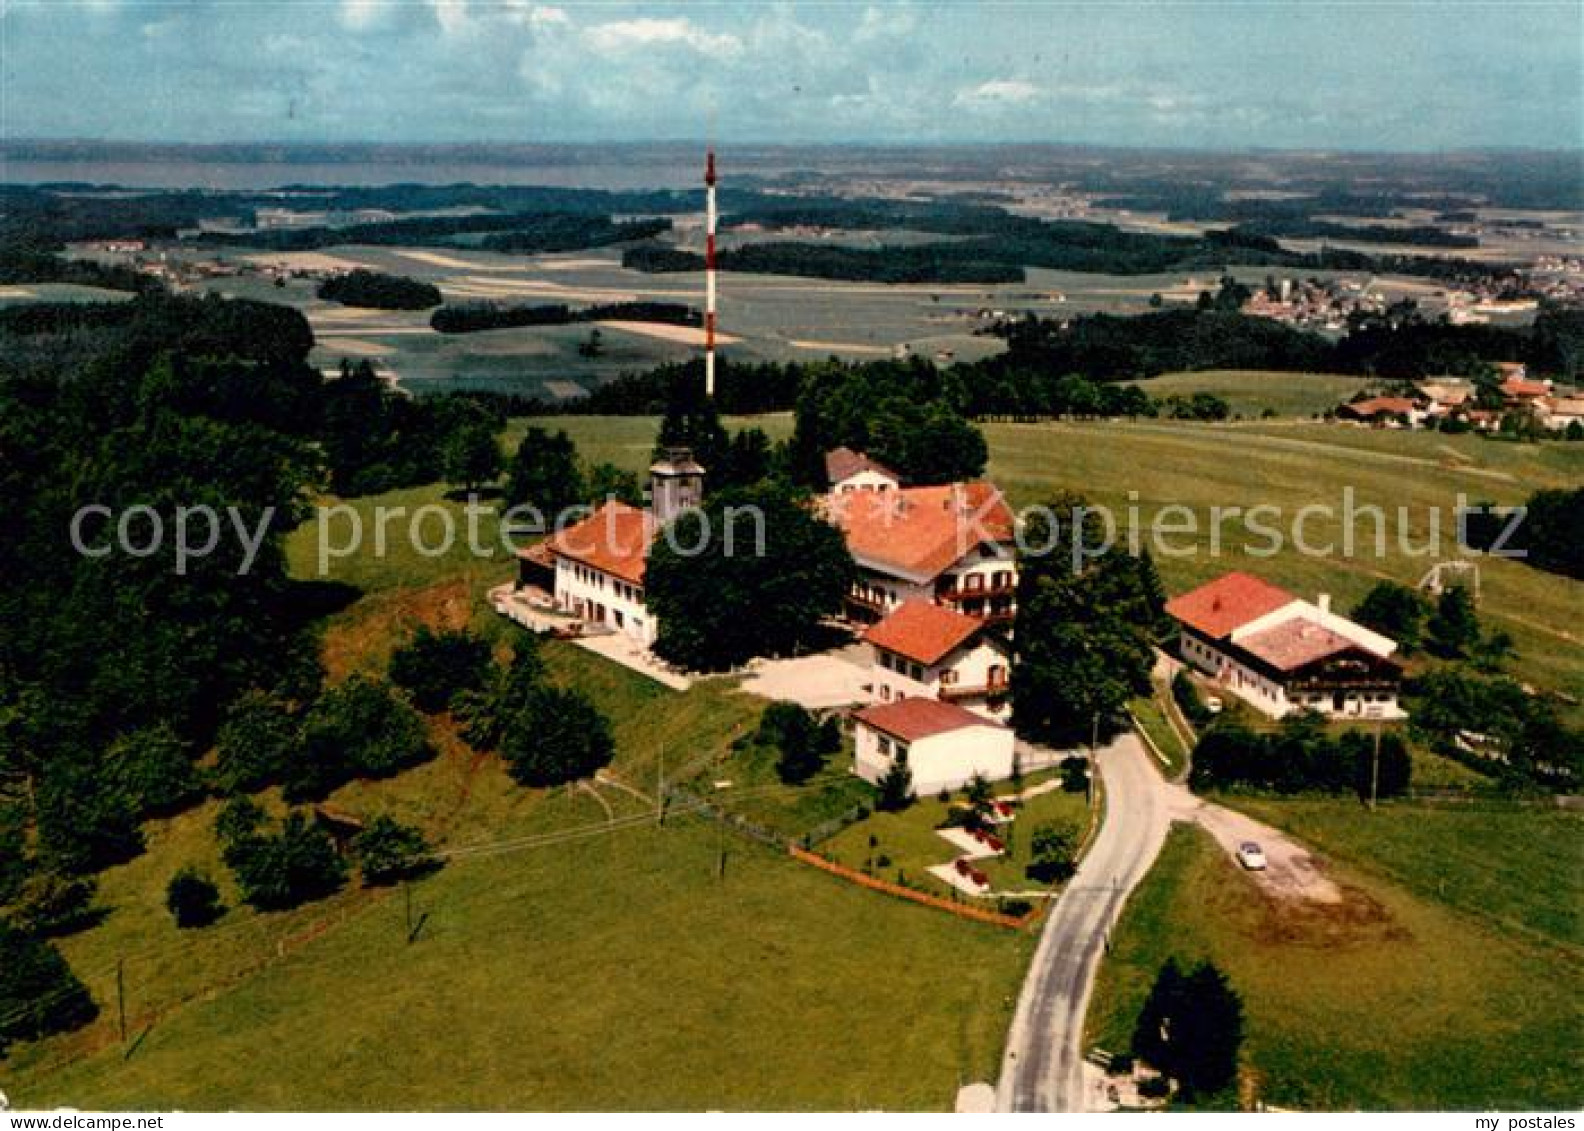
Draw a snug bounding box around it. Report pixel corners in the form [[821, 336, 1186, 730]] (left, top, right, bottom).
[[1086, 824, 1583, 1110]]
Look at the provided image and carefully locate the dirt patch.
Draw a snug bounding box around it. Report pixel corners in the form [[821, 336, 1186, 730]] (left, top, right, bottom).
[[320, 579, 473, 683], [1245, 879, 1410, 950], [1164, 785, 1344, 905], [596, 319, 742, 346]]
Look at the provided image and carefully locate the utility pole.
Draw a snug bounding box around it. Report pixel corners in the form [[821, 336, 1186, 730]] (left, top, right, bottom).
[[116, 958, 127, 1046], [1370, 722, 1382, 812], [1088, 711, 1099, 807], [657, 744, 666, 826]]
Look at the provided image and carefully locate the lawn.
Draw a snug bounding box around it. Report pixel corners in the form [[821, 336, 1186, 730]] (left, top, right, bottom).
[[1224, 796, 1583, 948], [1127, 370, 1372, 419], [11, 815, 1034, 1111], [1086, 824, 1583, 1110], [1127, 691, 1189, 779], [821, 778, 1090, 898]]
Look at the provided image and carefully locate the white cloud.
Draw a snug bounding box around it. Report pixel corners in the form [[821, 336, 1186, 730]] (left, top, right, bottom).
[[954, 79, 1041, 107], [429, 0, 469, 38], [584, 17, 741, 56]]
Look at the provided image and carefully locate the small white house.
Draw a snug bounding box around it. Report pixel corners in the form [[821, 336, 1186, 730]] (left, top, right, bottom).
[[865, 600, 1011, 720], [852, 697, 1015, 796]]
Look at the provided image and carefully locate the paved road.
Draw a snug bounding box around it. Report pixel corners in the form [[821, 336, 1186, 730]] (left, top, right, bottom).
[[996, 733, 1173, 1112]]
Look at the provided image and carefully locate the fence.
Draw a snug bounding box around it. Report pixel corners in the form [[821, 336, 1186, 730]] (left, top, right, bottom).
[[787, 845, 1044, 930]]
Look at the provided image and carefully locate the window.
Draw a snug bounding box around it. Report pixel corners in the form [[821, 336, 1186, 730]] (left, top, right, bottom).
[[894, 743, 909, 764], [940, 669, 958, 686], [909, 662, 924, 682], [967, 573, 984, 591], [878, 736, 891, 756], [880, 685, 892, 702]]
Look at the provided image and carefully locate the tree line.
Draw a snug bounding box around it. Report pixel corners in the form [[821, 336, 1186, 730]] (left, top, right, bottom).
[[430, 300, 700, 335]]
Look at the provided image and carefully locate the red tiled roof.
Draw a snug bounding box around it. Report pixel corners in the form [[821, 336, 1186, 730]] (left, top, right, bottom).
[[863, 600, 986, 665], [825, 482, 1015, 582], [539, 501, 654, 585], [825, 446, 899, 486], [1501, 375, 1550, 398], [853, 697, 1002, 742], [1237, 618, 1354, 672], [1165, 571, 1295, 639], [1339, 396, 1418, 418]]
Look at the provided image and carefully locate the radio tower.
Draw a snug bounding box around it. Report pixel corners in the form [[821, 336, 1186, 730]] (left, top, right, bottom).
[[703, 146, 718, 398]]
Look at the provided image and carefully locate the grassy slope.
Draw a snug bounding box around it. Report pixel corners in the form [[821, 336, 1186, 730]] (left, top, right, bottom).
[[1127, 370, 1372, 418], [1087, 824, 1583, 1110], [19, 817, 1031, 1111]]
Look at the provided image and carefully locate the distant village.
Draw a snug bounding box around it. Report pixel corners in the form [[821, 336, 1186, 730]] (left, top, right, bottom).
[[1333, 362, 1584, 437]]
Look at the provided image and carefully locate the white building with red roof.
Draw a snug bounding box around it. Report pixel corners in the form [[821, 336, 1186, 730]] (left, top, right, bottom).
[[824, 446, 901, 495], [851, 696, 1015, 795], [1167, 571, 1404, 719], [823, 480, 1018, 626], [514, 449, 702, 647], [864, 600, 1011, 720]]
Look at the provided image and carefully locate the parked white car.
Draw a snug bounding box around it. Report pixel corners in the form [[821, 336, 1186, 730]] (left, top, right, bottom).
[[1236, 841, 1267, 870]]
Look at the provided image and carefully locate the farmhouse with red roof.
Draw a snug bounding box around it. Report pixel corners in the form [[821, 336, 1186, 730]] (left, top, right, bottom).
[[1167, 571, 1404, 719], [863, 600, 1011, 720], [823, 480, 1018, 625]]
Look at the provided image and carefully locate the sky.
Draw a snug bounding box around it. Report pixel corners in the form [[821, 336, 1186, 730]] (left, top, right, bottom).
[[2, 1, 1580, 151]]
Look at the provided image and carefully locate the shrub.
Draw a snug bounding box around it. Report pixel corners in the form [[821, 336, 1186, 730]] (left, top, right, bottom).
[[165, 866, 224, 928], [352, 816, 436, 887], [875, 759, 913, 812], [0, 927, 99, 1056], [388, 625, 493, 713], [1027, 820, 1080, 883], [1060, 755, 1090, 793], [222, 811, 347, 912], [1171, 671, 1212, 727], [498, 686, 615, 787], [214, 690, 300, 794], [2, 871, 100, 938], [292, 676, 434, 801]]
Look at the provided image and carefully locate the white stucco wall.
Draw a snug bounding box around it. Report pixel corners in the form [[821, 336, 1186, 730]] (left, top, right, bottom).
[[554, 558, 656, 645], [853, 719, 1016, 795], [870, 639, 1010, 721], [1179, 630, 1401, 720], [833, 469, 900, 494]]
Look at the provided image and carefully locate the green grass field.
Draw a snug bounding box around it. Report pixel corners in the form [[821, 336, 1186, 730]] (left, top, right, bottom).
[[1224, 797, 1582, 948], [1127, 370, 1372, 418], [1086, 824, 1583, 1110]]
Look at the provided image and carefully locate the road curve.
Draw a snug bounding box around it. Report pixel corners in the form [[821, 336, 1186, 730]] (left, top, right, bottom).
[[996, 732, 1173, 1112]]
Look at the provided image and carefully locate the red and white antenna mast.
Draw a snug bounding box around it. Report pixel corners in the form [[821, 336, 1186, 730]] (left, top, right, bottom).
[[703, 145, 718, 398]]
